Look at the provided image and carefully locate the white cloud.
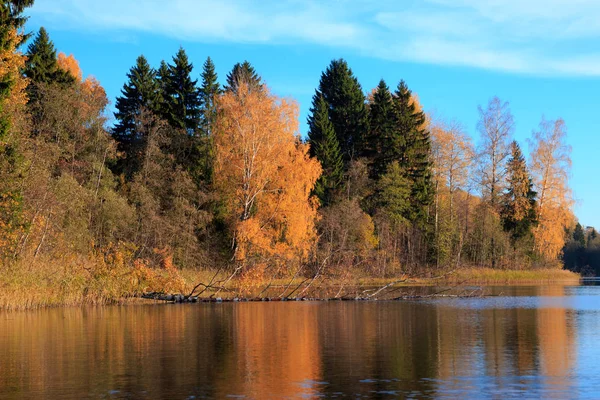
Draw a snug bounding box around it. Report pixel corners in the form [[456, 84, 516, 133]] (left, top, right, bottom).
[[29, 0, 600, 76]]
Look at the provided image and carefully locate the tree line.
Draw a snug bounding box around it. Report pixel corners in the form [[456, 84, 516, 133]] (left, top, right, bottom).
[[0, 1, 578, 287]]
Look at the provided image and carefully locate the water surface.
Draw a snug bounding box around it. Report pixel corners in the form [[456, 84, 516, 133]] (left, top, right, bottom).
[[2, 283, 600, 398]]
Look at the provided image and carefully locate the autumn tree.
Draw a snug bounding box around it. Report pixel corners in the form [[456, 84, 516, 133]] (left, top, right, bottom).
[[213, 82, 321, 274], [0, 0, 32, 257], [529, 117, 573, 261], [430, 119, 474, 267], [477, 97, 513, 208], [476, 97, 514, 267]]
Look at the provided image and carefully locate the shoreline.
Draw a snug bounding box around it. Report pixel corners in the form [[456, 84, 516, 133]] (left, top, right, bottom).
[[0, 267, 581, 311]]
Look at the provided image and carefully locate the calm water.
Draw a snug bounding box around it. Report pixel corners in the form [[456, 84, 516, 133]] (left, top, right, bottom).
[[2, 283, 600, 399]]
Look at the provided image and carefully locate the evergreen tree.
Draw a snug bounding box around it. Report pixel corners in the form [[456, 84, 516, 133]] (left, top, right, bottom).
[[501, 141, 538, 243], [224, 60, 263, 94], [197, 56, 221, 182], [155, 60, 169, 113], [573, 223, 586, 248], [367, 79, 395, 178], [309, 94, 344, 206], [391, 80, 434, 225], [199, 56, 220, 136], [315, 59, 368, 162], [376, 161, 412, 227], [24, 27, 74, 87], [588, 228, 597, 247], [113, 55, 159, 146], [161, 47, 201, 134]]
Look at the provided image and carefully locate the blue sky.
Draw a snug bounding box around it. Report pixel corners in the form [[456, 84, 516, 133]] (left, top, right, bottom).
[[26, 0, 600, 228]]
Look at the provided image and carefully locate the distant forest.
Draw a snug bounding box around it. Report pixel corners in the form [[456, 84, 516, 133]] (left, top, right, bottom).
[[0, 0, 587, 297]]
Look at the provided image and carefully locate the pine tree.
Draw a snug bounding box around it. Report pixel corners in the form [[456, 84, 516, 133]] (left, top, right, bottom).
[[391, 80, 434, 225], [501, 141, 537, 242], [309, 94, 344, 206], [224, 60, 263, 94], [367, 79, 395, 178], [161, 47, 201, 134], [315, 59, 368, 162], [24, 27, 74, 87], [113, 55, 159, 146]]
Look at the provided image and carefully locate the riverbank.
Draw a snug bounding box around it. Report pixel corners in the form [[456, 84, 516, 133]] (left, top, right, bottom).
[[0, 261, 581, 310]]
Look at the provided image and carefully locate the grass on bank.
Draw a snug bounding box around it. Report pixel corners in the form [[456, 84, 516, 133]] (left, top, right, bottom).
[[0, 258, 582, 311]]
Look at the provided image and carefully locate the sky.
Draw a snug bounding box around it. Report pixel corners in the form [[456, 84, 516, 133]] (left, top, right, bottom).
[[26, 0, 600, 227]]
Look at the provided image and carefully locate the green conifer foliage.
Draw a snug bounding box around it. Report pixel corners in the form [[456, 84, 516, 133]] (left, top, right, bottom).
[[199, 56, 220, 136], [367, 79, 395, 178], [24, 27, 74, 87], [501, 141, 538, 242], [224, 60, 263, 94], [161, 47, 201, 134], [309, 94, 344, 206], [376, 161, 412, 227], [113, 55, 159, 146], [197, 56, 221, 183], [573, 223, 586, 248], [391, 80, 434, 225], [316, 59, 368, 162]]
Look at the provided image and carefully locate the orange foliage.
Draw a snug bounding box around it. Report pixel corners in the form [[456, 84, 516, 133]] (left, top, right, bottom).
[[430, 119, 474, 195], [214, 82, 321, 270], [529, 118, 574, 260], [57, 52, 107, 114], [0, 29, 28, 130], [57, 52, 83, 81]]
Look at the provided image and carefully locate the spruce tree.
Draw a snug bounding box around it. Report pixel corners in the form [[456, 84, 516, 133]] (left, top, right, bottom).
[[367, 79, 395, 178], [161, 47, 201, 134], [24, 27, 74, 86], [308, 94, 344, 206], [197, 56, 220, 183], [501, 141, 537, 243], [391, 80, 434, 225], [155, 60, 169, 114], [113, 55, 159, 145], [315, 59, 368, 162], [224, 60, 263, 94], [199, 56, 220, 136], [573, 223, 586, 248]]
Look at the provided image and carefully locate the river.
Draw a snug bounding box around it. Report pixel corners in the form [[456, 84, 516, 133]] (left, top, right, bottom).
[[2, 282, 600, 398]]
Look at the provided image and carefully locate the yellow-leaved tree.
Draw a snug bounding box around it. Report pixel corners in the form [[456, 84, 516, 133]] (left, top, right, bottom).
[[529, 117, 574, 261], [0, 28, 28, 257], [214, 82, 322, 275]]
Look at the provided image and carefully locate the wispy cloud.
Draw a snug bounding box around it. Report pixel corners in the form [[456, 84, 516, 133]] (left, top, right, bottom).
[[30, 0, 600, 76]]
